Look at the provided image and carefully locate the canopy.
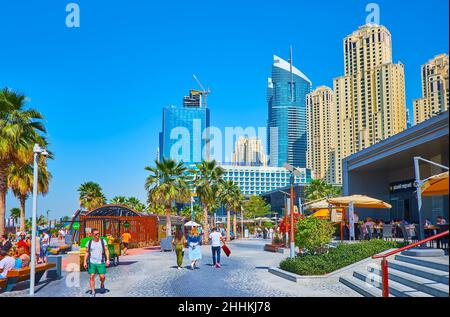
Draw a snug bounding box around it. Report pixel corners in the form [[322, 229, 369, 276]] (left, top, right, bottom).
[[327, 195, 392, 209], [304, 199, 331, 211], [311, 209, 330, 218], [421, 171, 449, 197], [184, 221, 201, 227], [255, 217, 273, 222]]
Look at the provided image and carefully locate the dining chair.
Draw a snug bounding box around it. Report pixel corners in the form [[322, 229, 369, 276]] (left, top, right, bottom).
[[382, 224, 393, 241]]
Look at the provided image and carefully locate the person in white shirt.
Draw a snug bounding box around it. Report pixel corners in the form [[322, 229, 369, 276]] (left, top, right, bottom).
[[0, 250, 16, 279], [209, 227, 225, 268]]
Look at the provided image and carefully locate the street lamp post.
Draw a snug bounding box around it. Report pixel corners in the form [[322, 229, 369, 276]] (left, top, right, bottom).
[[29, 144, 48, 296], [289, 173, 295, 258]]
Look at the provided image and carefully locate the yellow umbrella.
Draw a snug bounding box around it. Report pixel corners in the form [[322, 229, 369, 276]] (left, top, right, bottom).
[[327, 195, 392, 209], [421, 171, 449, 197], [311, 209, 330, 218]]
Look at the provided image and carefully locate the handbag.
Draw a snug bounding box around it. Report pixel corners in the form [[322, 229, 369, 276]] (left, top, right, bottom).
[[222, 244, 231, 257]]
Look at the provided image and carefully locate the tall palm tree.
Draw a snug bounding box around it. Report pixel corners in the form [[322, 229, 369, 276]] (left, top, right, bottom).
[[126, 197, 145, 212], [232, 193, 244, 239], [145, 158, 190, 237], [110, 196, 127, 205], [0, 87, 47, 235], [219, 180, 242, 241], [194, 160, 224, 243], [7, 158, 52, 231], [78, 182, 106, 211], [304, 179, 342, 202], [10, 207, 20, 232]]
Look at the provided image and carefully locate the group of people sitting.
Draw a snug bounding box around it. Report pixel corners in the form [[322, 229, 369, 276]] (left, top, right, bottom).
[[0, 231, 52, 280]]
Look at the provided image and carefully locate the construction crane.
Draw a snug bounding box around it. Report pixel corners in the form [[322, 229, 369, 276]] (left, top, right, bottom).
[[193, 74, 211, 108]]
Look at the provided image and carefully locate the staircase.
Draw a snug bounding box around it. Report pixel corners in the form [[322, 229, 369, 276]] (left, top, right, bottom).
[[340, 255, 449, 297]]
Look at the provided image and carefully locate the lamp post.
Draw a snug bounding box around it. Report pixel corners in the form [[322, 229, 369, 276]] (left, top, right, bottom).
[[279, 190, 290, 248], [284, 164, 302, 258], [30, 144, 48, 296], [46, 210, 50, 229]]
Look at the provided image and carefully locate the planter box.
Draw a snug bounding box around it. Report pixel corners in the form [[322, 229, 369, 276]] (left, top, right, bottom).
[[264, 244, 284, 253]]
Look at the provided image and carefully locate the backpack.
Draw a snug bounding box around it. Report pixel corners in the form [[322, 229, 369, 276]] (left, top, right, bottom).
[[87, 238, 107, 264]]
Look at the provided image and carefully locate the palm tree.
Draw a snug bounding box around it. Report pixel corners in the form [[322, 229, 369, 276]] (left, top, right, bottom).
[[219, 180, 242, 241], [126, 197, 145, 212], [7, 158, 52, 231], [145, 158, 190, 237], [0, 87, 47, 235], [232, 193, 244, 239], [78, 182, 106, 211], [110, 196, 127, 205], [194, 160, 224, 243], [304, 179, 342, 202], [10, 207, 20, 232]]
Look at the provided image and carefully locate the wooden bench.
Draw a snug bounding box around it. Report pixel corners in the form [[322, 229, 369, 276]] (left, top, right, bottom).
[[0, 262, 56, 292]]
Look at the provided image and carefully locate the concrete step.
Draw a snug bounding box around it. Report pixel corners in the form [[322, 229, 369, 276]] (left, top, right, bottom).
[[368, 266, 449, 297], [352, 271, 433, 297], [389, 259, 449, 285], [339, 276, 386, 297], [395, 255, 449, 272]]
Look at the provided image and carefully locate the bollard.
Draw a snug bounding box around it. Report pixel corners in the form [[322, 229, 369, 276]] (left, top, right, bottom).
[[47, 255, 62, 279]]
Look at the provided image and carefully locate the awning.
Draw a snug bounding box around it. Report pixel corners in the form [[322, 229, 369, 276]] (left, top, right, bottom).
[[311, 209, 330, 218], [303, 199, 331, 210], [422, 171, 449, 197], [327, 195, 392, 209]]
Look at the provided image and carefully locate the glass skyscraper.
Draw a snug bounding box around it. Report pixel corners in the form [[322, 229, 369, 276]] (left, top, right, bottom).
[[267, 54, 312, 168], [159, 90, 210, 165]]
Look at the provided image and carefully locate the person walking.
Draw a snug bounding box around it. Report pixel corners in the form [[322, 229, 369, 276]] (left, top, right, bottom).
[[35, 233, 41, 264], [40, 231, 50, 263], [83, 229, 110, 297], [172, 228, 186, 270], [187, 228, 202, 270], [209, 227, 226, 268], [121, 230, 131, 256]]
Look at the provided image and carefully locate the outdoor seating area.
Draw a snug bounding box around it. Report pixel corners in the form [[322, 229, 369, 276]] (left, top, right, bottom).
[[0, 262, 56, 292]]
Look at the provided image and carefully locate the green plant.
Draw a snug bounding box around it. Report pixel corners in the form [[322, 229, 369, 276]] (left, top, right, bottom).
[[243, 196, 271, 219], [280, 239, 406, 276], [304, 179, 341, 202], [295, 217, 334, 254]]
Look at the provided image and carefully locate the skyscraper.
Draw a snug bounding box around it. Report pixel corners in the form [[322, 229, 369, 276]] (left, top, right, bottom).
[[334, 24, 407, 184], [159, 89, 210, 165], [306, 86, 336, 184], [267, 50, 312, 168], [231, 137, 268, 166], [413, 53, 449, 125]]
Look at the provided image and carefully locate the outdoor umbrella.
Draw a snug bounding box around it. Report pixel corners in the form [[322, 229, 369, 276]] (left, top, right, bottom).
[[327, 195, 392, 209], [303, 199, 330, 211], [184, 221, 201, 227], [421, 171, 449, 197], [327, 195, 391, 240], [311, 209, 331, 218]]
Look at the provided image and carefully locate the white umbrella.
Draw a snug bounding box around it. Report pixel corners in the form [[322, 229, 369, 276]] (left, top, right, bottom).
[[184, 221, 201, 227]]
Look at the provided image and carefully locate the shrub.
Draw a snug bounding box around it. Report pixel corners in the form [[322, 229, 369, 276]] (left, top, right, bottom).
[[295, 217, 334, 254], [280, 239, 406, 276]]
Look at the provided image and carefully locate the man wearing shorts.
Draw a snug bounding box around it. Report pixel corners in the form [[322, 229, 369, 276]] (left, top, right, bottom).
[[83, 229, 109, 297], [121, 231, 131, 256]]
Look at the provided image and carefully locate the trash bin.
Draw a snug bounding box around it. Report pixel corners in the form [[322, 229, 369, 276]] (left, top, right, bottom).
[[47, 255, 62, 279]]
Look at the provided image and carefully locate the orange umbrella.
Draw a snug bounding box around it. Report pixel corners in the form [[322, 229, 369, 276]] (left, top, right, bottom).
[[421, 171, 449, 197]]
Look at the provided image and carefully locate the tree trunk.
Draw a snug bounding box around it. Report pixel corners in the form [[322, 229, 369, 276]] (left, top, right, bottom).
[[20, 196, 26, 232], [233, 212, 237, 240], [202, 206, 209, 244], [166, 204, 172, 237], [0, 164, 7, 236], [226, 208, 231, 241]]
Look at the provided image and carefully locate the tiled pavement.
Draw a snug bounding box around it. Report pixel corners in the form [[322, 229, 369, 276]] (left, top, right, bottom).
[[0, 239, 360, 297]]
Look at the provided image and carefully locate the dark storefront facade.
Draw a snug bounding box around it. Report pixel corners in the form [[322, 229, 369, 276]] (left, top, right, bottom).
[[343, 111, 449, 224]]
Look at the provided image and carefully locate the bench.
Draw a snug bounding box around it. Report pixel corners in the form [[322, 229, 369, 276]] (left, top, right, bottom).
[[0, 263, 56, 292], [49, 244, 72, 255]]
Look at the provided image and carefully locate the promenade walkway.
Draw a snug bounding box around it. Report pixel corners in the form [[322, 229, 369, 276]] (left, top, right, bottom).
[[0, 239, 359, 297]]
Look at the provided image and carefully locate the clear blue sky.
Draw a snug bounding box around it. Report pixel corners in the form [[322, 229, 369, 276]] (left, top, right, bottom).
[[1, 0, 448, 219]]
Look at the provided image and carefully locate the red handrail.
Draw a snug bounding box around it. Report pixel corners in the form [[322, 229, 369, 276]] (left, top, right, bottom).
[[371, 230, 449, 297], [372, 230, 449, 259]]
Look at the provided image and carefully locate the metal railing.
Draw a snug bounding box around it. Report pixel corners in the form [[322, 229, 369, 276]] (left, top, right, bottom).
[[372, 230, 449, 297]]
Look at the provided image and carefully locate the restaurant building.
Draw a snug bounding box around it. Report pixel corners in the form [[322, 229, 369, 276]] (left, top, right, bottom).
[[342, 111, 449, 223]]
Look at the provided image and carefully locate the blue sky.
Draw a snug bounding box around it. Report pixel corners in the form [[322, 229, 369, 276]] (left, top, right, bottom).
[[0, 0, 448, 219]]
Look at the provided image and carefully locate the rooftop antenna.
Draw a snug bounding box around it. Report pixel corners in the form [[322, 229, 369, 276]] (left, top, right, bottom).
[[193, 74, 211, 108], [288, 45, 294, 102]]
